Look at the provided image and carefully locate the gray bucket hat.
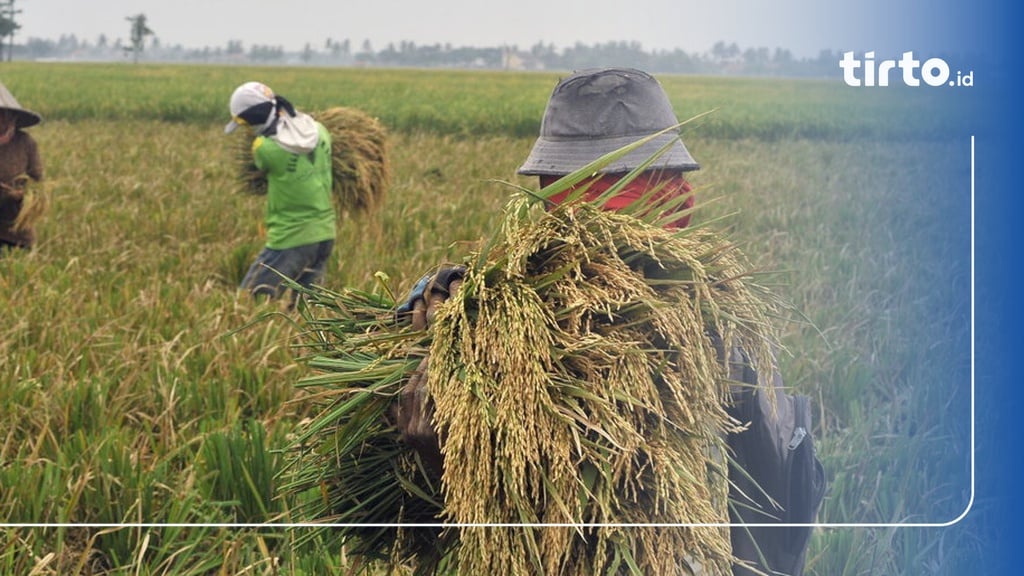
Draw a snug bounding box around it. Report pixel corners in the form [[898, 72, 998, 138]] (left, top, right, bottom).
[[518, 67, 698, 176], [0, 82, 41, 129]]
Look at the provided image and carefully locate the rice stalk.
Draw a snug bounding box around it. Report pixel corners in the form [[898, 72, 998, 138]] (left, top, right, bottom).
[[280, 284, 450, 572], [231, 134, 266, 196], [422, 193, 779, 575], [315, 106, 390, 215], [286, 122, 785, 575], [8, 174, 49, 232]]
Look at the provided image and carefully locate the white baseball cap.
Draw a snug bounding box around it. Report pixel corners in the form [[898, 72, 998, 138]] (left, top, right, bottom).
[[224, 81, 275, 134]]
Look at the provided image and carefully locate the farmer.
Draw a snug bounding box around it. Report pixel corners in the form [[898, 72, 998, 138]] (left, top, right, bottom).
[[399, 68, 824, 576], [224, 81, 335, 304], [0, 82, 44, 253]]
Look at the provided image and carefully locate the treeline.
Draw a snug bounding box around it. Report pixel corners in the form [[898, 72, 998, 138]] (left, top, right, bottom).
[[15, 34, 840, 77]]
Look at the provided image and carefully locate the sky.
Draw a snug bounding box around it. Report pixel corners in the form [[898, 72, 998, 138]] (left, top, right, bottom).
[[17, 0, 989, 59]]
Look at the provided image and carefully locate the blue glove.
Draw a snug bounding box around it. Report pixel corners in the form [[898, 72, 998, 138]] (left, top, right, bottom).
[[395, 265, 467, 326], [396, 273, 433, 315]]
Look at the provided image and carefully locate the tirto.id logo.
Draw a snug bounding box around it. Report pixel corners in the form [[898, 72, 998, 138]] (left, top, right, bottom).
[[840, 51, 974, 87]]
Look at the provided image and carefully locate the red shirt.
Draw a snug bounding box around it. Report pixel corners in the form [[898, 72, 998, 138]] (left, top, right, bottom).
[[540, 172, 695, 229]]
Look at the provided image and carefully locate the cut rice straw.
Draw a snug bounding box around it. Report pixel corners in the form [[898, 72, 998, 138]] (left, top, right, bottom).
[[286, 114, 786, 576]]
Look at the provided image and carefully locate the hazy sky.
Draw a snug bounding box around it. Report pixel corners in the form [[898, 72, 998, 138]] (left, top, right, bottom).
[[18, 0, 988, 59]]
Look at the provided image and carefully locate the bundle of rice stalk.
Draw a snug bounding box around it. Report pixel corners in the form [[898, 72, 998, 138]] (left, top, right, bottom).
[[425, 205, 780, 576], [231, 106, 390, 215], [7, 174, 49, 232], [316, 106, 390, 214], [281, 281, 454, 572], [230, 131, 266, 196], [286, 124, 784, 576]]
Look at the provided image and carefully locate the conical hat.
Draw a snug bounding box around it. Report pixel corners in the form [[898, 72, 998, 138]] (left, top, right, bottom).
[[0, 82, 41, 128]]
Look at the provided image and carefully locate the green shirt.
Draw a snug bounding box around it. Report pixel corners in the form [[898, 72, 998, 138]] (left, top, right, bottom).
[[252, 123, 335, 250]]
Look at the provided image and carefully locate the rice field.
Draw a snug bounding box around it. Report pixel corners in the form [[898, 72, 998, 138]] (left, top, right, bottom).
[[0, 62, 980, 574]]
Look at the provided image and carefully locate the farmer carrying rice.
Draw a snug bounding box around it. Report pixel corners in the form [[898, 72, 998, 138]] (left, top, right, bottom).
[[0, 82, 44, 253], [224, 81, 335, 304], [397, 68, 825, 576]]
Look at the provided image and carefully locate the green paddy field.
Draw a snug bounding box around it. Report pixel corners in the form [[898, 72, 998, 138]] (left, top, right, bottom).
[[0, 63, 979, 574]]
